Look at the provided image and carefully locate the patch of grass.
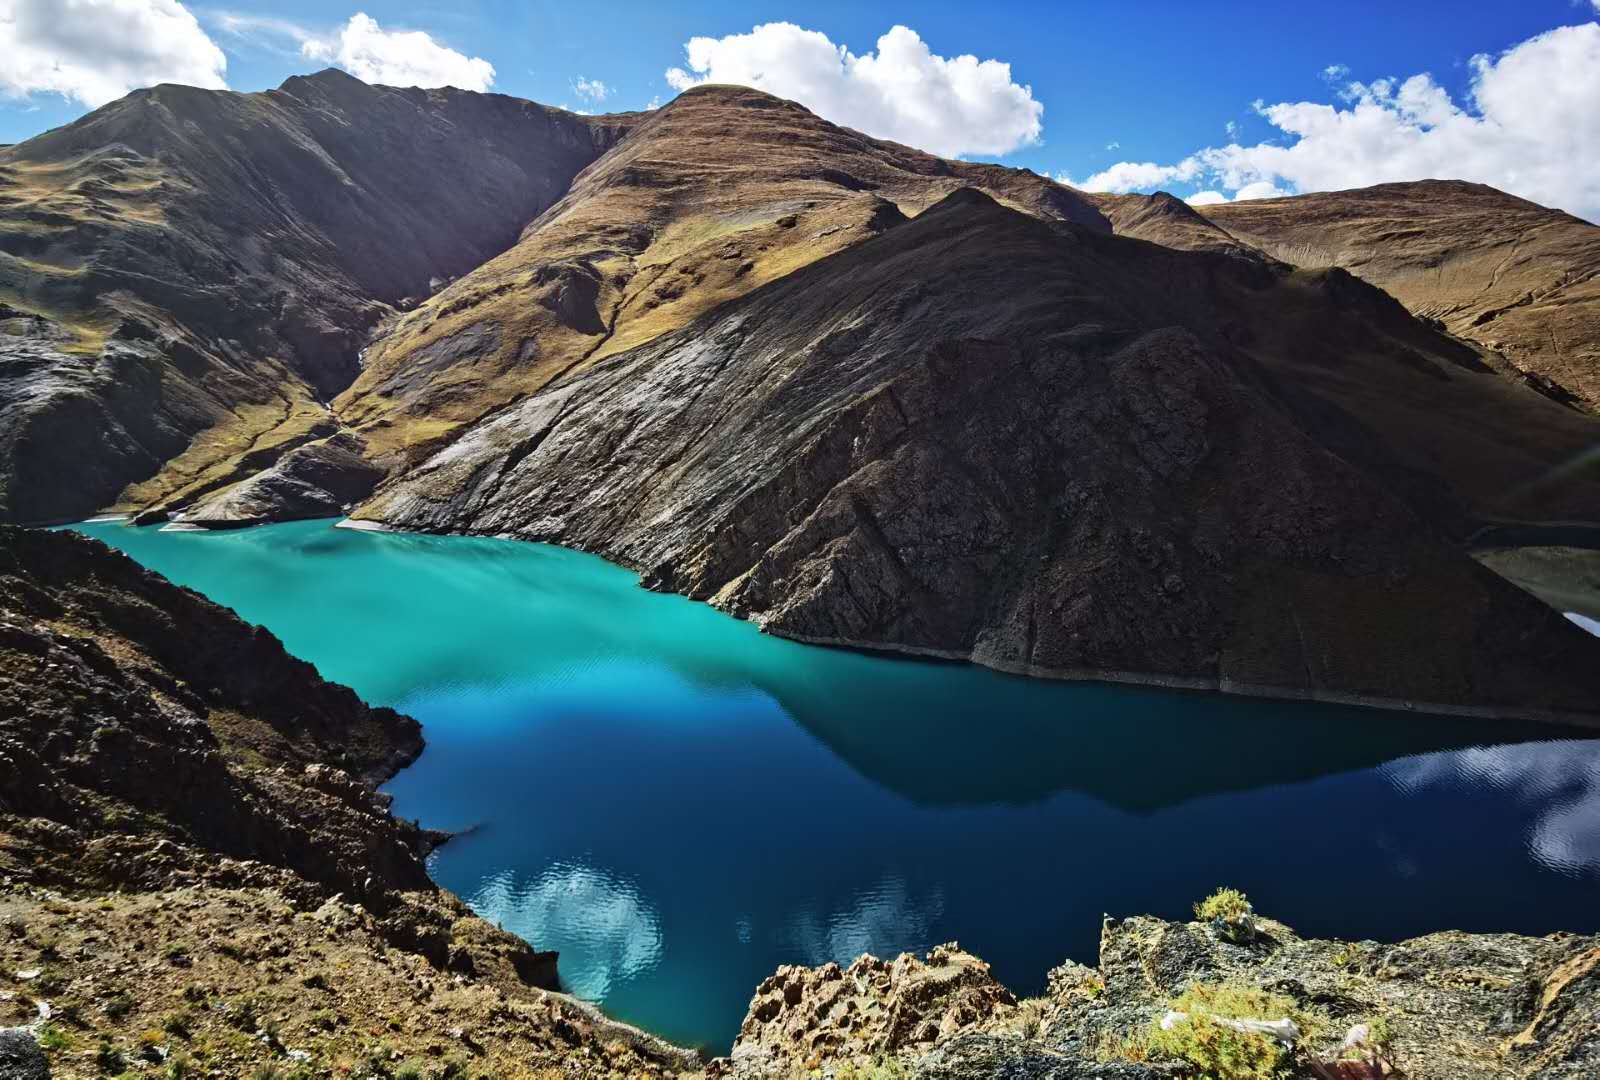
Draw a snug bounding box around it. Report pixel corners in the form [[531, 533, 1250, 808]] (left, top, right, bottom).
[[102, 992, 133, 1020], [833, 1056, 911, 1080], [225, 995, 261, 1032], [94, 1041, 127, 1073], [1194, 887, 1253, 922], [36, 1023, 71, 1051], [161, 1010, 193, 1038]]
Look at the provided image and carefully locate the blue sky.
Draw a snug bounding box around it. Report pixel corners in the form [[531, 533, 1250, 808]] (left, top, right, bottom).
[[4, 1, 1599, 218]]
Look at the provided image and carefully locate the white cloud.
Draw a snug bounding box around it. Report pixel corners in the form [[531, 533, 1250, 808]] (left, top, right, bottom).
[[1224, 120, 1239, 139], [300, 13, 494, 92], [572, 74, 608, 103], [1233, 180, 1290, 200], [1059, 158, 1200, 193], [1105, 140, 1121, 151], [664, 22, 1042, 158], [1185, 190, 1228, 206], [0, 0, 226, 108], [1064, 21, 1600, 221]]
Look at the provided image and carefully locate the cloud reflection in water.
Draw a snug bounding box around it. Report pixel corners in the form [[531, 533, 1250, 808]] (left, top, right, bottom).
[[469, 862, 664, 999], [1384, 741, 1600, 877]]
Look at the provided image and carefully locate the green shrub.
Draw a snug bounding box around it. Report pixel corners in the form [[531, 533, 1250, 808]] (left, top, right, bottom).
[[1142, 982, 1321, 1080], [36, 1023, 71, 1051], [1194, 887, 1253, 922]]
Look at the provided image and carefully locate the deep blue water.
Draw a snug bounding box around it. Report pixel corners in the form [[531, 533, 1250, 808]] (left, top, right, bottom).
[[73, 518, 1600, 1053]]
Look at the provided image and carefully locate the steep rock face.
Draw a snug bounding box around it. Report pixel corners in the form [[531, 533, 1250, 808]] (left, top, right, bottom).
[[336, 84, 1108, 466], [1197, 181, 1600, 410], [358, 189, 1600, 721], [0, 69, 634, 523], [0, 524, 427, 899]]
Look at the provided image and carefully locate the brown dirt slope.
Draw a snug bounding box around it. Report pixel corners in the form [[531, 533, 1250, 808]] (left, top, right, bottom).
[[335, 84, 1108, 467], [355, 188, 1600, 722], [1195, 180, 1600, 411], [0, 526, 698, 1077], [0, 69, 635, 524]]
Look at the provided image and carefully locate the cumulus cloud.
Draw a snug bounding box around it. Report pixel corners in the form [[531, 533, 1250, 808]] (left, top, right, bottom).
[[572, 75, 608, 104], [1064, 21, 1600, 221], [299, 13, 494, 91], [0, 0, 226, 108], [1059, 158, 1200, 193], [664, 22, 1042, 158]]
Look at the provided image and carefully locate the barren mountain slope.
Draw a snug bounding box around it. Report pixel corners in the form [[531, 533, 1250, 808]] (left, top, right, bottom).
[[356, 189, 1600, 721], [1197, 181, 1600, 410], [1085, 189, 1259, 258], [336, 84, 1109, 466], [0, 69, 634, 524]]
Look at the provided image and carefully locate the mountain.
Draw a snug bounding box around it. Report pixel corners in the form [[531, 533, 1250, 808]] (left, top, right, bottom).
[[1194, 181, 1600, 411], [0, 68, 633, 523], [356, 187, 1600, 721], [3, 75, 1599, 718], [334, 84, 1108, 471]]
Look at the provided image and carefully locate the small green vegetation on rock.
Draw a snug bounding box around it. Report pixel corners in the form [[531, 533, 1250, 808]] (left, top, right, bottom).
[[1131, 981, 1323, 1080], [36, 1023, 71, 1051], [1195, 887, 1253, 922]]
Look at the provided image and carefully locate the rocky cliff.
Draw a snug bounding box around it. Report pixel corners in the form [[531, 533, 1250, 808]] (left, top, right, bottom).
[[0, 526, 697, 1077], [356, 187, 1600, 722], [0, 69, 634, 524]]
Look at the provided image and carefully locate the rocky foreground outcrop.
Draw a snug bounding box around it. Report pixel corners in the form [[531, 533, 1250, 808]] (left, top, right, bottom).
[[0, 526, 696, 1077], [715, 901, 1600, 1079], [358, 187, 1600, 722]]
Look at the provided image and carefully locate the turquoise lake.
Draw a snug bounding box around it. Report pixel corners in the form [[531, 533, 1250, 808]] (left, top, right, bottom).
[[73, 518, 1600, 1053]]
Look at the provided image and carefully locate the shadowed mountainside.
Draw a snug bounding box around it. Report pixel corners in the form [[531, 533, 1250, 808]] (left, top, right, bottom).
[[1194, 181, 1600, 411], [0, 68, 635, 524], [355, 188, 1600, 721]]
